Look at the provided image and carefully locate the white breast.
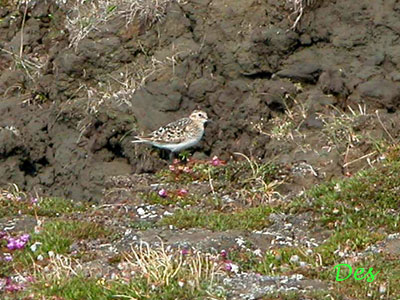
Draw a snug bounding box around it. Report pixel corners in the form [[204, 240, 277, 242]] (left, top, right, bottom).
[[155, 136, 203, 152]]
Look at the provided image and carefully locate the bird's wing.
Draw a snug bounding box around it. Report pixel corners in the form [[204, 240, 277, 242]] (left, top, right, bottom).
[[144, 117, 192, 143]]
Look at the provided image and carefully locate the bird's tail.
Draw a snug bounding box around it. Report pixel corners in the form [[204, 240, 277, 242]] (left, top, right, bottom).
[[132, 136, 153, 144], [131, 137, 144, 143]]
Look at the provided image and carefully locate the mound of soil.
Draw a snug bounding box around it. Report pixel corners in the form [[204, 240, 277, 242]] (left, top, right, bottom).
[[0, 0, 400, 201]]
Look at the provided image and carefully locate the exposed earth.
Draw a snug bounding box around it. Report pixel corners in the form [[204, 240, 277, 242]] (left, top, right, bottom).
[[1, 0, 400, 201], [0, 0, 400, 299]]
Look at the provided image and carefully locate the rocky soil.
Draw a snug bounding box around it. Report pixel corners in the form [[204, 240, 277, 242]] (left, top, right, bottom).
[[1, 0, 400, 299], [0, 0, 399, 201]]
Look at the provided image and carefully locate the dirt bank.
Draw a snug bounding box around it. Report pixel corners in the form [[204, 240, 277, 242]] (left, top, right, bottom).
[[0, 0, 399, 201]]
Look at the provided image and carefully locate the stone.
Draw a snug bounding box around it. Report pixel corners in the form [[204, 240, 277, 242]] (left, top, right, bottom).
[[319, 69, 349, 97], [357, 79, 400, 110], [276, 63, 322, 83]]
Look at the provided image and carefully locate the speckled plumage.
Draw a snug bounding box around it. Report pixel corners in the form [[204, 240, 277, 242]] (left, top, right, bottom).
[[132, 110, 209, 153]]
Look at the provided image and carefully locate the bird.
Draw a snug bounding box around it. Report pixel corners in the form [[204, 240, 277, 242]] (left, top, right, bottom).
[[132, 110, 209, 159]]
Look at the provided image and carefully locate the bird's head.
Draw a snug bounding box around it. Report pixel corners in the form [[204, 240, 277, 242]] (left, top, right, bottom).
[[189, 110, 209, 124]]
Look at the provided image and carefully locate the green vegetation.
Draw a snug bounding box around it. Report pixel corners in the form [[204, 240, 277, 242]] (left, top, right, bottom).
[[2, 147, 400, 299], [159, 205, 273, 231], [140, 190, 198, 207], [27, 245, 226, 300], [29, 274, 225, 300], [289, 159, 400, 232], [0, 192, 87, 218], [1, 220, 109, 276], [32, 220, 108, 254]]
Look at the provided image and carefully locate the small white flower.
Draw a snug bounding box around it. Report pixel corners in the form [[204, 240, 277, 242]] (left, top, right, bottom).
[[235, 237, 246, 247], [334, 183, 341, 192], [137, 208, 145, 216], [48, 251, 55, 258], [30, 242, 42, 252], [299, 261, 307, 267], [290, 255, 299, 263], [37, 254, 44, 261], [284, 223, 293, 229], [379, 284, 386, 294]]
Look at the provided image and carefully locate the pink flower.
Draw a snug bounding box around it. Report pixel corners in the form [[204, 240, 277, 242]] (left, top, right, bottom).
[[225, 262, 232, 271], [168, 165, 175, 171], [211, 156, 223, 166], [177, 188, 188, 197], [224, 261, 239, 273], [183, 166, 191, 173], [30, 197, 38, 204], [5, 283, 24, 292], [181, 249, 189, 255], [3, 255, 12, 262], [6, 234, 30, 250], [7, 239, 23, 250], [158, 189, 168, 198], [220, 249, 227, 258], [0, 231, 7, 239], [20, 234, 30, 243]]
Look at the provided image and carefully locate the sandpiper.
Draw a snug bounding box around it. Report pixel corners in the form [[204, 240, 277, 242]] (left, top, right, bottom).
[[132, 110, 209, 158]]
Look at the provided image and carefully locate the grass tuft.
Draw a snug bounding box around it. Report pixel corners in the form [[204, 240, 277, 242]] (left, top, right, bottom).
[[160, 205, 273, 231]]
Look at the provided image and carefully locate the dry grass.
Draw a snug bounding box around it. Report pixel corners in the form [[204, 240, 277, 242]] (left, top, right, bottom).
[[123, 240, 225, 290], [33, 254, 83, 281], [286, 0, 318, 29], [251, 93, 309, 144], [233, 152, 282, 205], [64, 0, 185, 48], [317, 104, 367, 150]]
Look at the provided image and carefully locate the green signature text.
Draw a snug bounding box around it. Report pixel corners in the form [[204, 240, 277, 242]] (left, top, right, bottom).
[[333, 263, 380, 282]]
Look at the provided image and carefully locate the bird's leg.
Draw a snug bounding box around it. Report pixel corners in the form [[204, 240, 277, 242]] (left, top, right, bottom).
[[169, 151, 175, 163]]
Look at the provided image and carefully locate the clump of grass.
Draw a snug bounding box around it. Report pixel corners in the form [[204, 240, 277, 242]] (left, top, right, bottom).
[[130, 220, 155, 230], [124, 242, 224, 289], [0, 186, 86, 218], [140, 190, 196, 207], [252, 95, 309, 144], [32, 275, 224, 300], [159, 205, 273, 231], [11, 220, 109, 270], [36, 197, 87, 216], [317, 105, 368, 154], [65, 0, 184, 48], [29, 243, 226, 300]]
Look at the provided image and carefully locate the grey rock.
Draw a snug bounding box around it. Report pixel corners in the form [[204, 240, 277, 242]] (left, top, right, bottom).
[[319, 69, 349, 96], [53, 50, 85, 76], [358, 79, 400, 110], [0, 70, 25, 95], [276, 63, 322, 83], [131, 81, 183, 131], [188, 77, 219, 101]]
